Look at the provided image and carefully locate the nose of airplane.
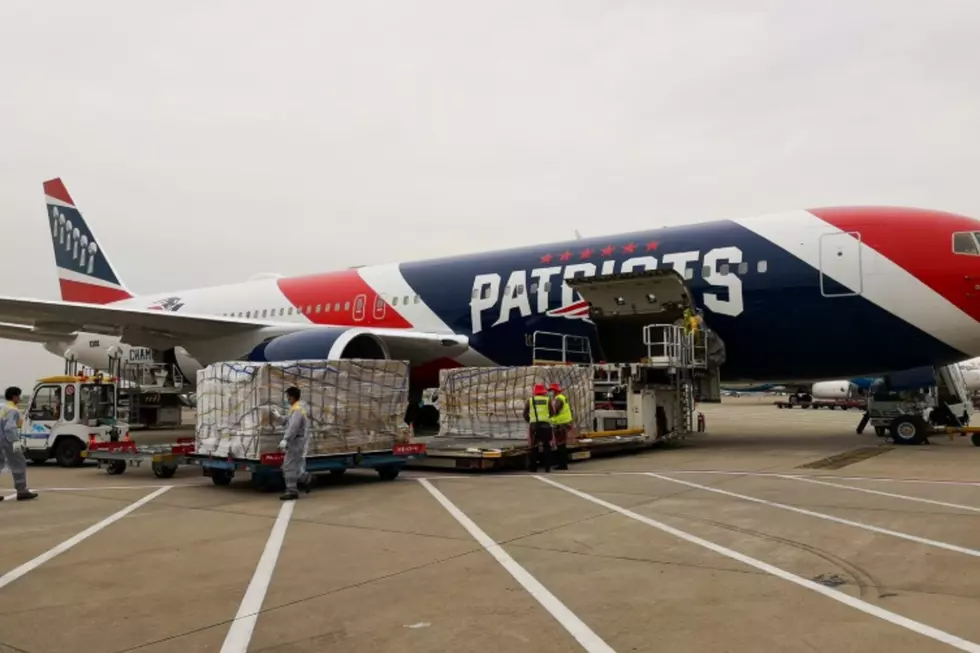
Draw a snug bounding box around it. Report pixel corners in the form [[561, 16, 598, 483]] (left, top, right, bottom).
[[809, 206, 980, 356]]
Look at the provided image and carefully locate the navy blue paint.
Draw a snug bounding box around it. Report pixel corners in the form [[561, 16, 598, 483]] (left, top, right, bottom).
[[247, 327, 352, 362], [400, 220, 966, 383], [47, 202, 121, 285]]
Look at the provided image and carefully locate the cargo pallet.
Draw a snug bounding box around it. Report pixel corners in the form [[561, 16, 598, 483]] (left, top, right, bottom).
[[185, 442, 428, 488], [82, 438, 195, 478], [406, 428, 674, 471]]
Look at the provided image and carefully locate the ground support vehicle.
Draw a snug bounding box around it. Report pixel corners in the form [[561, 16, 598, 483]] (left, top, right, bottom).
[[865, 364, 974, 445], [81, 437, 195, 478], [20, 374, 130, 467], [185, 443, 428, 490]]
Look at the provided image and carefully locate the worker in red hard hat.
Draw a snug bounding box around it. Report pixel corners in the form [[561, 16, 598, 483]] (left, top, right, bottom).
[[522, 383, 556, 472], [548, 383, 573, 470]]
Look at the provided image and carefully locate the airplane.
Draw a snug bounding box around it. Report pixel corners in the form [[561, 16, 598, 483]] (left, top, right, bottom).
[[1, 177, 979, 416]]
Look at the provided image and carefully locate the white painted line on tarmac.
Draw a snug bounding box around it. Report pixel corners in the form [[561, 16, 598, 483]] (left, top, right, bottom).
[[537, 476, 980, 653], [220, 501, 296, 653], [644, 472, 980, 558], [533, 469, 980, 487], [780, 475, 980, 513], [0, 486, 172, 590], [418, 478, 616, 653]]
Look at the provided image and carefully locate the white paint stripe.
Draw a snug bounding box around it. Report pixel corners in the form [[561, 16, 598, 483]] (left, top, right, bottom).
[[220, 501, 296, 653], [418, 479, 616, 653], [423, 469, 980, 487], [57, 267, 128, 291], [45, 196, 74, 209], [781, 475, 980, 513], [357, 263, 496, 367], [733, 210, 980, 356], [644, 472, 980, 558], [537, 476, 980, 652], [0, 486, 171, 590]]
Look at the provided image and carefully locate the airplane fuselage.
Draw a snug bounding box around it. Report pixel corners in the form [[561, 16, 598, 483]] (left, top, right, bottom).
[[41, 207, 980, 390]]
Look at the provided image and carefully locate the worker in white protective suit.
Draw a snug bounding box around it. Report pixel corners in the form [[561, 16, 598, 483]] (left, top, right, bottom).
[[278, 386, 311, 501], [0, 386, 38, 501]]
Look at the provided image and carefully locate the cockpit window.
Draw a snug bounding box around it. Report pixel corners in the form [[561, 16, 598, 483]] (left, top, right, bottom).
[[953, 232, 980, 255]]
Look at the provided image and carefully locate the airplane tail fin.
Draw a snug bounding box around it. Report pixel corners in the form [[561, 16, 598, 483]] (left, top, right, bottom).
[[43, 178, 133, 304]]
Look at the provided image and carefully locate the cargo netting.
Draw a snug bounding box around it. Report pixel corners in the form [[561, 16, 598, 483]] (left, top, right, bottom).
[[196, 359, 411, 459], [438, 366, 594, 439]]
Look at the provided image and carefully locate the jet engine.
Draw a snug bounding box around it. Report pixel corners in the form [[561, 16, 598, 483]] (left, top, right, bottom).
[[810, 380, 856, 399], [246, 327, 389, 362]]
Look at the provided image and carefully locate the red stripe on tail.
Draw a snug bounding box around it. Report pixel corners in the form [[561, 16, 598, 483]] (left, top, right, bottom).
[[58, 279, 132, 304]]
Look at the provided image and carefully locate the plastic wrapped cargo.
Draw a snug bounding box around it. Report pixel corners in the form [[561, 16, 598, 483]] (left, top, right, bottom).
[[196, 359, 411, 459], [438, 366, 594, 439]]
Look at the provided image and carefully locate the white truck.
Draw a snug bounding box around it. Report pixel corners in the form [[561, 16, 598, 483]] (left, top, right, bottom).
[[20, 374, 130, 467]]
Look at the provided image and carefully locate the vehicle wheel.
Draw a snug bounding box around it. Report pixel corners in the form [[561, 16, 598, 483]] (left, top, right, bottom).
[[106, 460, 127, 475], [890, 416, 928, 445], [54, 438, 85, 468], [874, 426, 887, 437], [210, 469, 233, 486], [152, 462, 177, 479], [971, 433, 980, 447], [377, 466, 400, 481]]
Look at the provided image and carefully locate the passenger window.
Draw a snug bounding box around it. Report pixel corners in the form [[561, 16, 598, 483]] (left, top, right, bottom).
[[719, 264, 730, 275], [29, 385, 62, 421], [414, 295, 420, 304], [262, 309, 268, 318], [334, 303, 340, 311], [472, 288, 479, 298], [953, 232, 980, 255], [278, 308, 284, 316], [738, 262, 748, 275], [685, 267, 694, 280], [287, 307, 293, 315], [344, 302, 350, 310], [393, 296, 399, 306], [481, 287, 490, 299], [530, 283, 538, 293], [516, 285, 524, 295], [403, 295, 410, 305], [316, 304, 322, 313], [246, 311, 251, 318], [757, 260, 768, 273], [702, 266, 712, 278]]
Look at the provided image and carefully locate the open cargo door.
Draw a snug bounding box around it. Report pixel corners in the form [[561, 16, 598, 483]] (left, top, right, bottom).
[[566, 269, 704, 364]]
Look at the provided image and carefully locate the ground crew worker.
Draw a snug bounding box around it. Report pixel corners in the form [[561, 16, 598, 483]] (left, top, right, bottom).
[[0, 387, 37, 502], [549, 383, 573, 470], [278, 386, 311, 501], [522, 383, 556, 473]]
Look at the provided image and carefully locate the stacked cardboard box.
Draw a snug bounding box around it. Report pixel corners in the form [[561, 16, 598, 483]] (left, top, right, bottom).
[[196, 359, 411, 459], [438, 366, 594, 440]]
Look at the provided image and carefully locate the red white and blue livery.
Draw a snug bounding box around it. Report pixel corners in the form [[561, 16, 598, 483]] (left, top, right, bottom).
[[1, 178, 979, 398]]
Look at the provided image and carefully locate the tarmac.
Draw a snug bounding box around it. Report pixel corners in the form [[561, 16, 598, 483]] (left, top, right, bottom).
[[2, 396, 980, 653]]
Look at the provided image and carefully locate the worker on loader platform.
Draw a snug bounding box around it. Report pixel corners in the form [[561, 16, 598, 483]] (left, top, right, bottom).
[[279, 386, 311, 501], [0, 387, 37, 502], [548, 383, 573, 470], [523, 383, 556, 473]]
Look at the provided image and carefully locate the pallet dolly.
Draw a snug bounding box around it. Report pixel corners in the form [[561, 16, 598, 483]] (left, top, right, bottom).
[[82, 436, 196, 478]]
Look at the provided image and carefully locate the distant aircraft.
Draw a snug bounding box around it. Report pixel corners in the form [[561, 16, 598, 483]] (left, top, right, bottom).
[[0, 178, 979, 414]]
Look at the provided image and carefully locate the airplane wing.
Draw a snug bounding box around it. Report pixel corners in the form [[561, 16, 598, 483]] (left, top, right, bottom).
[[0, 295, 470, 359], [0, 322, 54, 343]]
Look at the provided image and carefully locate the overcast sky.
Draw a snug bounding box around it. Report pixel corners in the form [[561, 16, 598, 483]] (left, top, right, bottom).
[[0, 0, 978, 386]]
